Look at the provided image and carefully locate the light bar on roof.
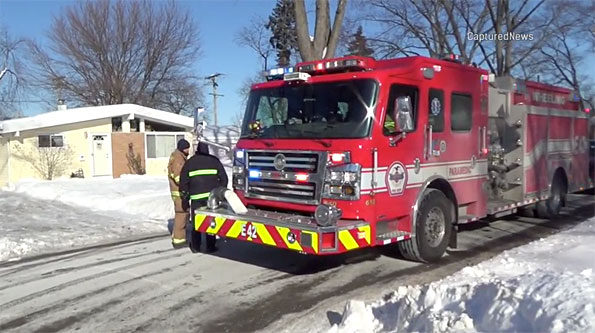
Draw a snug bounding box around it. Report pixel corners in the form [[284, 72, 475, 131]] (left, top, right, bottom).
[[297, 57, 371, 73], [284, 72, 310, 82], [266, 67, 295, 80]]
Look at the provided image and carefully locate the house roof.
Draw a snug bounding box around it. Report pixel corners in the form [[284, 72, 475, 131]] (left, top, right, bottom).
[[0, 104, 194, 134]]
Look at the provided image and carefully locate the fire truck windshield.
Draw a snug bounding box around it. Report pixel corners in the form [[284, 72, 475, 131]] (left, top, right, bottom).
[[241, 79, 378, 139]]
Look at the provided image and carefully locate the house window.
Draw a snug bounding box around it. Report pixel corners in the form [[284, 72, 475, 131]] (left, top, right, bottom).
[[112, 117, 122, 132], [38, 134, 64, 148], [146, 134, 186, 158]]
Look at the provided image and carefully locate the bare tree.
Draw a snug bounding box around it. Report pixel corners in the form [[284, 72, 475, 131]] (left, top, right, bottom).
[[29, 0, 202, 114], [13, 143, 74, 180], [236, 16, 275, 71], [527, 1, 595, 109], [359, 0, 558, 75], [294, 0, 348, 61], [0, 28, 27, 119], [126, 142, 145, 175]]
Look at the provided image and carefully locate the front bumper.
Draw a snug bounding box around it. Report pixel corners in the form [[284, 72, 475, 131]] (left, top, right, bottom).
[[193, 207, 372, 255]]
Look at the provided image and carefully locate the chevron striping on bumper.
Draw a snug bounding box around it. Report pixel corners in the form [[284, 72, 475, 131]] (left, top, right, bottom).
[[275, 226, 303, 252], [254, 223, 276, 246], [226, 220, 244, 238], [338, 229, 359, 250], [194, 214, 207, 231]]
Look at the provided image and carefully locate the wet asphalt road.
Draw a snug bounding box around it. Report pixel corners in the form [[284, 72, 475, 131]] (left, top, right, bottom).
[[0, 194, 593, 333]]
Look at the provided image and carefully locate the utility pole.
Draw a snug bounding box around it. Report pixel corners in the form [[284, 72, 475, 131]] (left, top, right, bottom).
[[205, 73, 224, 127]]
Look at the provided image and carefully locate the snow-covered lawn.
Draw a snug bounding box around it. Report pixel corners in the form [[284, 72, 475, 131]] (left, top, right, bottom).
[[0, 176, 173, 262], [332, 217, 595, 333], [9, 175, 174, 220]]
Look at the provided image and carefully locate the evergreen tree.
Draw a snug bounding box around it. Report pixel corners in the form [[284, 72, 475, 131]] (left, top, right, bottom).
[[266, 0, 298, 67], [347, 26, 374, 58]]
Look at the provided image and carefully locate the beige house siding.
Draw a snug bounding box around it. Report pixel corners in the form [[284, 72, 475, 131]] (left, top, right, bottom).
[[0, 137, 9, 187], [8, 119, 112, 183]]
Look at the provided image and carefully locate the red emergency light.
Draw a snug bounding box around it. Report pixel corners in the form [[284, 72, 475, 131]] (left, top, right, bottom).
[[328, 152, 351, 165], [296, 56, 375, 74], [585, 108, 591, 113], [295, 173, 309, 182]]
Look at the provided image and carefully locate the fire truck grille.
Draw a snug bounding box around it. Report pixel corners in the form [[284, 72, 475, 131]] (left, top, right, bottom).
[[247, 151, 319, 172], [245, 151, 323, 205]]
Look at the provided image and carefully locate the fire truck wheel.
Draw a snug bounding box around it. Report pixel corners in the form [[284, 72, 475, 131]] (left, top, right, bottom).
[[535, 174, 566, 219], [517, 205, 535, 218], [398, 189, 453, 263]]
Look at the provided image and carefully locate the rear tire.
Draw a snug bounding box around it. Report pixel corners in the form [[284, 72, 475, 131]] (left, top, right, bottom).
[[535, 173, 566, 219], [517, 205, 535, 218], [398, 189, 453, 263]]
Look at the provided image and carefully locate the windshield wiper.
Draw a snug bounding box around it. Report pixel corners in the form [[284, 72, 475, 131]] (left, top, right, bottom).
[[312, 139, 332, 148]]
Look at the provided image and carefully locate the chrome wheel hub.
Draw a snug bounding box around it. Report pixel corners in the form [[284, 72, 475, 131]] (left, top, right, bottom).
[[425, 207, 446, 248]]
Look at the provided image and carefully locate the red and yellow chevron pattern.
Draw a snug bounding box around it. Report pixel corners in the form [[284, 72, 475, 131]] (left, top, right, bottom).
[[194, 214, 371, 255]]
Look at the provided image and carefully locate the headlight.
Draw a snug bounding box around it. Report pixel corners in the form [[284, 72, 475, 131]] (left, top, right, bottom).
[[232, 166, 244, 175], [315, 204, 342, 226], [344, 171, 358, 183], [323, 163, 361, 200]]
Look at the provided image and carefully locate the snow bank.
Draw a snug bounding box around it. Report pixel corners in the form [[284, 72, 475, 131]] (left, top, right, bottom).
[[0, 191, 166, 261], [10, 175, 173, 221], [332, 217, 595, 333]]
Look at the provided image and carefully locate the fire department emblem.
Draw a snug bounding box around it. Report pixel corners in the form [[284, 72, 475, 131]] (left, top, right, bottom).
[[274, 154, 286, 170], [386, 161, 407, 196], [431, 97, 441, 116]]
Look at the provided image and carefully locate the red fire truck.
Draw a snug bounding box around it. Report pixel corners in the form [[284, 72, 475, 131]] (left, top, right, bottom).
[[193, 55, 593, 262]]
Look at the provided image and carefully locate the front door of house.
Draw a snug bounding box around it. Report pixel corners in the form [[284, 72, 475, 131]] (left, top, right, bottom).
[[92, 135, 111, 176]]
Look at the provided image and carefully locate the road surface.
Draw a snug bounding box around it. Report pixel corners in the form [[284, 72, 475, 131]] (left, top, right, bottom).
[[0, 194, 593, 332]]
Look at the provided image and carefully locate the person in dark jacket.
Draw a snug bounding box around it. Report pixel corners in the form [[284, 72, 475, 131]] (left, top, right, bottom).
[[179, 142, 228, 252]]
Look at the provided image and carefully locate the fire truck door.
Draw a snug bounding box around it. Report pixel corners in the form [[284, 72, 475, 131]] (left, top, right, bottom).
[[424, 88, 487, 217]]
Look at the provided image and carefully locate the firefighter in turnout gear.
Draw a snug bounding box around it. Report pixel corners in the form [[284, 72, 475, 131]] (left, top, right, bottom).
[[168, 139, 191, 249], [180, 142, 228, 252]]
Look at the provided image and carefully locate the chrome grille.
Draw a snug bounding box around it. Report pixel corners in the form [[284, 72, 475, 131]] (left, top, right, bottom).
[[248, 151, 319, 172], [245, 150, 324, 204]]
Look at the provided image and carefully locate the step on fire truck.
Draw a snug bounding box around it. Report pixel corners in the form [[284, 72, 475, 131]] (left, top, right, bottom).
[[193, 55, 593, 262]]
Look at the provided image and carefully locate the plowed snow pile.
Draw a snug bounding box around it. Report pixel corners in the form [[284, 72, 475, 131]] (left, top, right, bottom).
[[332, 217, 595, 333]]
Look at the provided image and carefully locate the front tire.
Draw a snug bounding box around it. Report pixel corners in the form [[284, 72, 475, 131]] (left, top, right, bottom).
[[398, 189, 453, 262]]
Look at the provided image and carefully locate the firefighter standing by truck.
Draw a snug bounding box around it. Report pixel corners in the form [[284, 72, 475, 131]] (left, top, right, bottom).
[[168, 139, 191, 249], [179, 142, 228, 253]]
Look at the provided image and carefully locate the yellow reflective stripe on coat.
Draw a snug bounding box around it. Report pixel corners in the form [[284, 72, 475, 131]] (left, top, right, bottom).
[[189, 169, 218, 177], [170, 190, 181, 197], [172, 238, 186, 244], [190, 192, 210, 200]]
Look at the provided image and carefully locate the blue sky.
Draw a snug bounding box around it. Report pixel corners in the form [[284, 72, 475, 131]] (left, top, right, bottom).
[[1, 0, 593, 123], [0, 0, 277, 125]]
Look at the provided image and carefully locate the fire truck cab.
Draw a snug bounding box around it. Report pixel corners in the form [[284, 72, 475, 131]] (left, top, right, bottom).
[[192, 55, 592, 262]]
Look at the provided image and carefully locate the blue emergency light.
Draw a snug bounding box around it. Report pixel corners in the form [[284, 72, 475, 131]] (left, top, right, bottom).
[[249, 169, 262, 179], [266, 67, 294, 80]]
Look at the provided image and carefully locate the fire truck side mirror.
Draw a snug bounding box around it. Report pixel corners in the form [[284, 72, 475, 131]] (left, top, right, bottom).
[[196, 120, 207, 137], [393, 96, 414, 133]]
